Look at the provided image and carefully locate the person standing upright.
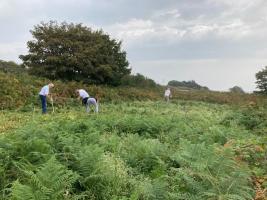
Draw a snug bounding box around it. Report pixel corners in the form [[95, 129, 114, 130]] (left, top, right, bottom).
[[39, 83, 54, 114], [164, 87, 172, 102]]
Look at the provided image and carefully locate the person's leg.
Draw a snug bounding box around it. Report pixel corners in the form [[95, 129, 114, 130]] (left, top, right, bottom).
[[43, 96, 47, 113], [82, 98, 89, 112], [165, 95, 169, 102], [40, 95, 47, 114], [164, 95, 167, 102], [92, 99, 99, 113], [88, 98, 98, 113], [95, 102, 99, 113], [85, 98, 90, 113], [86, 103, 90, 113], [40, 95, 43, 113]]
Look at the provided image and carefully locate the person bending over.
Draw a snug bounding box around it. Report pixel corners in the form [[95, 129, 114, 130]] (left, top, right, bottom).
[[76, 89, 99, 113], [39, 83, 54, 114]]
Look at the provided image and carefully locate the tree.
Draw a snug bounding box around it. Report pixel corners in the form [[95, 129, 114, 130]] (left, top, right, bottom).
[[229, 86, 245, 94], [20, 21, 131, 85], [255, 66, 267, 94], [0, 60, 26, 74], [121, 73, 157, 88], [168, 80, 209, 90]]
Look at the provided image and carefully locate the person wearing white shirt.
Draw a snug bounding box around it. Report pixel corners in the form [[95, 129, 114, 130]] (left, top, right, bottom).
[[76, 89, 99, 113], [164, 87, 172, 102], [39, 83, 54, 114]]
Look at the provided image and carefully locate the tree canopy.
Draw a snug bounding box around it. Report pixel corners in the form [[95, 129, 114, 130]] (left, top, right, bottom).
[[168, 80, 209, 90], [229, 86, 245, 94], [20, 21, 131, 85], [0, 60, 26, 74], [255, 66, 267, 94], [121, 73, 158, 88]]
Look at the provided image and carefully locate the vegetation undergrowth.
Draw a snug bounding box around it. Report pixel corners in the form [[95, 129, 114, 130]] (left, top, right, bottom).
[[0, 101, 266, 199], [1, 71, 266, 110]]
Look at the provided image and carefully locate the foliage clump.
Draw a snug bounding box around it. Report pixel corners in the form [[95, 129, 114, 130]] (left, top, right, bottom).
[[255, 66, 267, 94], [20, 21, 130, 85]]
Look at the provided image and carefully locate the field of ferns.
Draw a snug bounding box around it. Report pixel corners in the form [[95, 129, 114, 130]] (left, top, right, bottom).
[[0, 100, 266, 200]]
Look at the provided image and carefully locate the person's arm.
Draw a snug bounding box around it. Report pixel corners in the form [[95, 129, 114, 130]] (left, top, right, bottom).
[[44, 86, 52, 101], [46, 94, 53, 102]]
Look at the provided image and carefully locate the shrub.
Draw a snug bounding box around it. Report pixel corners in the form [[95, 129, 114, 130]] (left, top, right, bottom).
[[11, 157, 79, 200], [169, 140, 254, 200]]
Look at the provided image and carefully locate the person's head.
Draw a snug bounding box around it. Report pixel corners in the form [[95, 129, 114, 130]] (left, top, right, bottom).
[[48, 83, 54, 88], [76, 89, 80, 95]]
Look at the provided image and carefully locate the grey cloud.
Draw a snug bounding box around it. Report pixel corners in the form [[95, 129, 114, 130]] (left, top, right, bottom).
[[0, 0, 266, 91], [132, 59, 266, 92]]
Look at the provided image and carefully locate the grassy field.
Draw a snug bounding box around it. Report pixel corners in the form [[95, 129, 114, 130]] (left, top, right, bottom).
[[0, 101, 266, 199]]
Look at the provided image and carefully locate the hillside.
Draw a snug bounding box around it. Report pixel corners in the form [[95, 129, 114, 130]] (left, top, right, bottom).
[[0, 71, 163, 110], [0, 70, 266, 110]]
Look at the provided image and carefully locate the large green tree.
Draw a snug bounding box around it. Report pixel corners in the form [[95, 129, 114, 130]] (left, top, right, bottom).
[[255, 66, 267, 94], [20, 21, 131, 85]]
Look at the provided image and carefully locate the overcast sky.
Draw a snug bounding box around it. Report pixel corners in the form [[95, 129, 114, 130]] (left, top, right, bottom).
[[1, 0, 267, 91]]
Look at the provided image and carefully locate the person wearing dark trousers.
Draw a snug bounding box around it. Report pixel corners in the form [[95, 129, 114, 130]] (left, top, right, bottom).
[[39, 83, 54, 114]]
